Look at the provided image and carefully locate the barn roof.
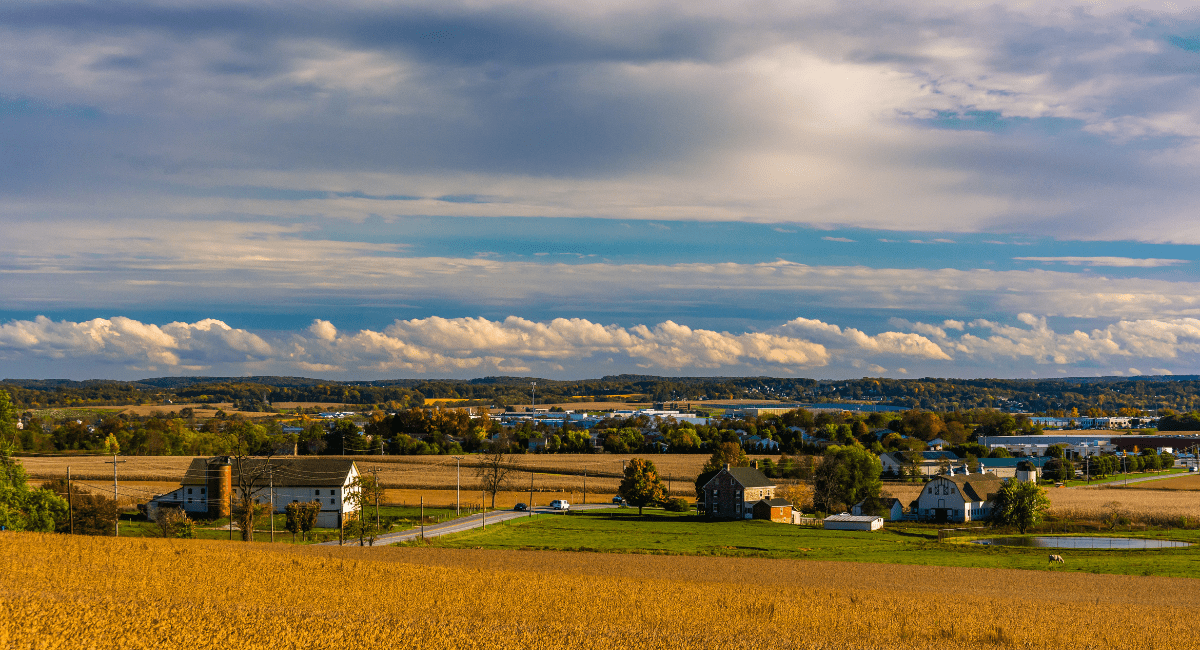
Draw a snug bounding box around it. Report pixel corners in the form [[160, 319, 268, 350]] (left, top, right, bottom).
[[758, 498, 793, 507], [937, 473, 1004, 503], [181, 457, 357, 488]]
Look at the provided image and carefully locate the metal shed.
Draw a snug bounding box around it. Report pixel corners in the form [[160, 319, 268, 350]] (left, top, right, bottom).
[[823, 514, 884, 531]]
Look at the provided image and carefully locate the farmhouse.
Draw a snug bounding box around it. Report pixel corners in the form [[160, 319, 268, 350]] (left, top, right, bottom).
[[914, 473, 1003, 524], [147, 457, 359, 528], [699, 464, 776, 519]]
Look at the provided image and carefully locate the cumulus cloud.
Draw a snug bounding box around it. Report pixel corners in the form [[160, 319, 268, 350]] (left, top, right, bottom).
[[4, 312, 1197, 379]]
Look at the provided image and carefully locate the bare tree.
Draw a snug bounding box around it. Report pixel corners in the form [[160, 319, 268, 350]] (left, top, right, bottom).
[[475, 439, 515, 509]]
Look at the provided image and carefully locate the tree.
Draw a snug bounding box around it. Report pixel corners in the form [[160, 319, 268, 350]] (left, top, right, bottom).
[[345, 474, 384, 545], [0, 390, 17, 447], [227, 428, 289, 542], [0, 443, 67, 532], [811, 445, 882, 513], [990, 479, 1050, 534], [776, 482, 812, 511], [153, 507, 195, 538], [475, 439, 515, 510], [618, 458, 667, 516], [701, 442, 748, 473], [1043, 458, 1074, 482], [285, 501, 321, 543], [44, 478, 118, 536]]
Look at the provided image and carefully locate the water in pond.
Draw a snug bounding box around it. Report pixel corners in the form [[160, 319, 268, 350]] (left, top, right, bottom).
[[972, 536, 1190, 549]]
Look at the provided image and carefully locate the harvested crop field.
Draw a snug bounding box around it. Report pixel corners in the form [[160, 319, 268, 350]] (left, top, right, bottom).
[[16, 454, 758, 497], [1046, 486, 1200, 524], [1127, 474, 1200, 490], [3, 533, 1196, 649]]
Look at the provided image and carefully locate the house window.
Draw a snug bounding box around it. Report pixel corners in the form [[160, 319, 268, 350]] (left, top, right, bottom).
[[187, 488, 192, 495], [330, 498, 335, 505], [200, 488, 205, 495], [315, 490, 320, 496]]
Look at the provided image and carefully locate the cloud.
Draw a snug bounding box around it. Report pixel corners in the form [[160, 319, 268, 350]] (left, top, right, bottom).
[[1014, 257, 1190, 267], [822, 236, 855, 242], [4, 1, 1200, 243], [3, 312, 1200, 379]]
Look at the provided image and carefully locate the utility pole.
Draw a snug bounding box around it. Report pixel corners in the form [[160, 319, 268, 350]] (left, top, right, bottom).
[[531, 382, 537, 411], [583, 468, 587, 505], [529, 470, 535, 518], [105, 454, 125, 537], [420, 495, 425, 539], [270, 467, 276, 543], [229, 482, 234, 541], [481, 490, 486, 529], [67, 466, 73, 535], [452, 456, 463, 516]]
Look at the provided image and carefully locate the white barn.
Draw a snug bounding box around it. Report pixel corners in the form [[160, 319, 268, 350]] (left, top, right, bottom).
[[914, 473, 1003, 524], [147, 457, 360, 529]]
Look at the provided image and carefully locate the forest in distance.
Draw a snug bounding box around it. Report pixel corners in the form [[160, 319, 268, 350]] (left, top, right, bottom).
[[3, 374, 1200, 415]]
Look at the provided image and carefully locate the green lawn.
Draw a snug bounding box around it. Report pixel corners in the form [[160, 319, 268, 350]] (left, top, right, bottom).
[[115, 503, 467, 543], [417, 509, 1200, 578], [1061, 468, 1186, 487]]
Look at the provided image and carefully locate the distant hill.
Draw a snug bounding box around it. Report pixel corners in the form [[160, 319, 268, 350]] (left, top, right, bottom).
[[2, 374, 1198, 413]]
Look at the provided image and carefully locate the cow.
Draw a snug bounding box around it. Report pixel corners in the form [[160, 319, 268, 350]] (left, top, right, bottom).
[[1048, 554, 1065, 564]]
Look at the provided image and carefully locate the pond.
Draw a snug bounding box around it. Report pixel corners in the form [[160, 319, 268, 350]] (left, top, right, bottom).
[[972, 536, 1190, 549]]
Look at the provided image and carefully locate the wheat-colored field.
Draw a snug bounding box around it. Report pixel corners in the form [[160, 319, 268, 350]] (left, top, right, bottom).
[[1049, 486, 1200, 524], [1128, 474, 1200, 490], [2, 533, 1195, 649]]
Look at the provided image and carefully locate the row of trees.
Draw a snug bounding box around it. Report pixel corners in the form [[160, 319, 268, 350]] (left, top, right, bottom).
[[7, 376, 1200, 413]]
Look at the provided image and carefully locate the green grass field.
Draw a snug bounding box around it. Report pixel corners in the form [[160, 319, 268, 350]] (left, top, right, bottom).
[[116, 503, 464, 543], [1061, 468, 1186, 487], [417, 509, 1200, 578]]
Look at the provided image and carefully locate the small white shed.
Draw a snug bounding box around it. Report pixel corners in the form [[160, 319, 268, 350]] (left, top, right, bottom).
[[823, 513, 884, 531]]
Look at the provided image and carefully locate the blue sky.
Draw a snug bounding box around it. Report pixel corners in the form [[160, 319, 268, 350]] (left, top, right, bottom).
[[2, 0, 1200, 380]]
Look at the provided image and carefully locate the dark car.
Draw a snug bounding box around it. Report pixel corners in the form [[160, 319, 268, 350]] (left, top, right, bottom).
[[514, 503, 529, 511], [612, 496, 627, 506]]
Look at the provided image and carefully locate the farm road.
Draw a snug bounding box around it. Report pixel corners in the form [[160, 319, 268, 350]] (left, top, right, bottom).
[[323, 503, 613, 547]]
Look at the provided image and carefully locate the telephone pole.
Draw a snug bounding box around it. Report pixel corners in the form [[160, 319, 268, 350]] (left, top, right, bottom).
[[529, 469, 535, 518], [420, 495, 425, 539], [105, 454, 125, 537], [269, 466, 276, 543], [366, 466, 381, 545], [67, 466, 74, 535], [452, 456, 464, 516], [530, 382, 537, 411]]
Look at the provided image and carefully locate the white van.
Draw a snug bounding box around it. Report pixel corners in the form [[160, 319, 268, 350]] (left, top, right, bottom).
[[549, 499, 570, 510]]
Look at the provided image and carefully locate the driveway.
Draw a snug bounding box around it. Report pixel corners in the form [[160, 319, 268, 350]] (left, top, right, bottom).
[[324, 502, 615, 546]]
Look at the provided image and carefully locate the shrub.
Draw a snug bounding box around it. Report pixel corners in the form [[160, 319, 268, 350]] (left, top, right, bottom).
[[662, 498, 690, 512]]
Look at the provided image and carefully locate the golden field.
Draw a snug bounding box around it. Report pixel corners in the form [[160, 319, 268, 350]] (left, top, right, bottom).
[[18, 454, 736, 497], [2, 533, 1198, 649]]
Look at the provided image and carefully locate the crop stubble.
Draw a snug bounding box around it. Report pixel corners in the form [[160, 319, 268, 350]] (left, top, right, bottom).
[[1, 533, 1195, 649]]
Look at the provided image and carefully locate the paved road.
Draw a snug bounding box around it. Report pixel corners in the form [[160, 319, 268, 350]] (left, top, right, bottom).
[[1069, 471, 1191, 489], [323, 503, 615, 547]]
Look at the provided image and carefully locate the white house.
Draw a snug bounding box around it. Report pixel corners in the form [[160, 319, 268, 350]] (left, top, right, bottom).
[[914, 473, 1003, 524], [147, 457, 360, 529]]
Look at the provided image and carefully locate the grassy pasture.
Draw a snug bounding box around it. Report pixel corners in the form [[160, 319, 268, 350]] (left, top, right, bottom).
[[3, 533, 1197, 649], [424, 508, 1200, 578]]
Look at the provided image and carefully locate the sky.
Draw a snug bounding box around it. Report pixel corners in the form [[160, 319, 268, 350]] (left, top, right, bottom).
[[3, 0, 1200, 381]]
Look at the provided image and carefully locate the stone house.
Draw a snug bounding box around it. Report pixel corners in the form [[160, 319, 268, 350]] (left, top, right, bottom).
[[700, 464, 776, 519]]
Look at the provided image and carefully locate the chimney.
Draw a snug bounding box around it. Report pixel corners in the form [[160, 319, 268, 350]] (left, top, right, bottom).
[[752, 460, 759, 470], [724, 463, 730, 471]]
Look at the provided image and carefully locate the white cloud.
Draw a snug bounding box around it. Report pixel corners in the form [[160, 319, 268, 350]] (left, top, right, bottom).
[[1014, 257, 1190, 267], [3, 312, 1199, 378]]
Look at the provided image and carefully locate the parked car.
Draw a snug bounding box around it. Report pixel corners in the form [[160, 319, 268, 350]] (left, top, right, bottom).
[[549, 499, 570, 510], [514, 503, 528, 511], [612, 496, 627, 506]]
